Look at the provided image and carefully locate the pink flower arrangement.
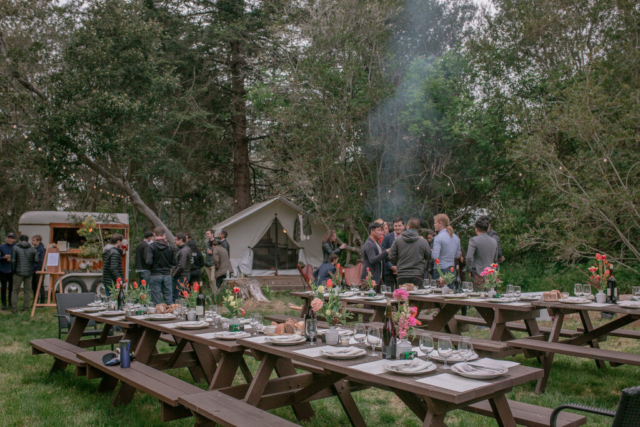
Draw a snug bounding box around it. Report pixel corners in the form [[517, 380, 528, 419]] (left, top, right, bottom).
[[311, 298, 323, 312], [393, 295, 421, 339], [393, 288, 409, 302]]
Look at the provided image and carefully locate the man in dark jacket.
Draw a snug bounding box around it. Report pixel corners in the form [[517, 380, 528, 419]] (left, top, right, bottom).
[[146, 227, 175, 304], [31, 235, 46, 303], [313, 254, 338, 285], [389, 218, 431, 289], [187, 239, 204, 286], [10, 235, 39, 313], [359, 222, 389, 291], [213, 238, 233, 290], [218, 230, 230, 255], [479, 215, 505, 263], [0, 232, 16, 310], [381, 217, 403, 289], [204, 229, 216, 286], [172, 233, 192, 303], [102, 234, 124, 297], [135, 231, 153, 284]]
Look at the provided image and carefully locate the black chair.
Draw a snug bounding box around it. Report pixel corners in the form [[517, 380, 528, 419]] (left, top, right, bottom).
[[551, 386, 640, 426], [54, 293, 103, 340]]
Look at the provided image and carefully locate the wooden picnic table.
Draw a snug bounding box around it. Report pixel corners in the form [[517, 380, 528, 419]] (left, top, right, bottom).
[[238, 335, 543, 427], [508, 300, 640, 393]]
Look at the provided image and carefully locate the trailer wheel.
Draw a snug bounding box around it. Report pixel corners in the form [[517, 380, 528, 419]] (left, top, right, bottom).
[[91, 279, 107, 297], [62, 278, 88, 294]]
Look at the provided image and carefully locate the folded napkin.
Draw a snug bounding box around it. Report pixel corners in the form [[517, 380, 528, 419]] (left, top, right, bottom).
[[323, 346, 362, 356], [268, 335, 304, 342], [387, 359, 431, 372]]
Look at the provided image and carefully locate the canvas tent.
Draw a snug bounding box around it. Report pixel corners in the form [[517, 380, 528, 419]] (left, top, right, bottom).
[[212, 197, 328, 276]]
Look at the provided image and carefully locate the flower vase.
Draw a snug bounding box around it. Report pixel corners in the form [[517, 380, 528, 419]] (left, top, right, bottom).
[[488, 288, 497, 299], [396, 339, 412, 358], [228, 316, 244, 332], [187, 309, 197, 321], [325, 326, 339, 345], [596, 290, 606, 303], [442, 286, 451, 295]]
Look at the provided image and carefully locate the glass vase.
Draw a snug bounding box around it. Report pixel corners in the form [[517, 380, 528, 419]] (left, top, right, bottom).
[[325, 326, 339, 345]]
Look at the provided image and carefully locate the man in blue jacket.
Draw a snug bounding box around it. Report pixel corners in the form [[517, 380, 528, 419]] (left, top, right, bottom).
[[313, 254, 338, 285], [0, 232, 17, 310], [31, 235, 46, 304]]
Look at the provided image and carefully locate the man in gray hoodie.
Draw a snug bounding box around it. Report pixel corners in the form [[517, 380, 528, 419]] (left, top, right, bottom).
[[389, 218, 431, 289], [11, 235, 40, 313]]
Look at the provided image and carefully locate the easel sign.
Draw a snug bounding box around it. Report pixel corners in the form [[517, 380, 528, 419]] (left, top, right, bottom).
[[31, 247, 65, 317]]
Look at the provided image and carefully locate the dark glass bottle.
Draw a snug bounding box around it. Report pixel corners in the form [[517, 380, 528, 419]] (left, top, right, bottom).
[[196, 288, 206, 319], [606, 266, 618, 304], [382, 299, 397, 359], [304, 296, 316, 342], [117, 283, 125, 311]]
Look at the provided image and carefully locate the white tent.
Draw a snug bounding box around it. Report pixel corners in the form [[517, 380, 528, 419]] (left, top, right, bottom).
[[212, 197, 328, 276]]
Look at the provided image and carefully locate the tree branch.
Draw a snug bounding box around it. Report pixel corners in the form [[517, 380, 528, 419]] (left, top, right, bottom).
[[0, 31, 48, 102]]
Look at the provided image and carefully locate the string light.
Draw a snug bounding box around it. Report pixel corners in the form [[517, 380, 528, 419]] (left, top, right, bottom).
[[604, 158, 607, 162], [519, 173, 522, 177], [37, 147, 42, 151], [24, 135, 27, 139], [481, 177, 484, 181], [416, 186, 420, 190]]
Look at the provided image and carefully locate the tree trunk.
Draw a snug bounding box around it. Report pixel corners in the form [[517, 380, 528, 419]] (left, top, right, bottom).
[[225, 278, 269, 302], [230, 39, 251, 213]]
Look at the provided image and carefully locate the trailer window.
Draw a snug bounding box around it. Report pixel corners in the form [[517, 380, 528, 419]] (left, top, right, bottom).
[[52, 228, 86, 249]]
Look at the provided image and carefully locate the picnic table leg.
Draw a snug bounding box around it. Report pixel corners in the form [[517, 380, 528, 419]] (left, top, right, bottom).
[[331, 380, 366, 427], [192, 343, 217, 384], [578, 311, 606, 369], [425, 304, 460, 333], [113, 328, 161, 406], [394, 389, 427, 420], [371, 306, 385, 322], [209, 351, 244, 390], [488, 394, 517, 427], [275, 358, 315, 421], [421, 411, 447, 427], [238, 357, 253, 383], [244, 354, 277, 406], [535, 313, 564, 394], [50, 316, 90, 373]]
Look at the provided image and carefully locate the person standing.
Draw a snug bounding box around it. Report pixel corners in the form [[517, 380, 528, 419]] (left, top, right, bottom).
[[431, 214, 461, 289], [381, 217, 403, 289], [31, 235, 46, 303], [0, 232, 17, 310], [322, 229, 346, 263], [204, 229, 216, 289], [218, 230, 230, 255], [10, 235, 39, 313], [213, 238, 233, 290], [102, 234, 124, 297], [359, 222, 389, 290], [135, 231, 153, 285], [188, 239, 204, 286], [146, 227, 175, 305], [480, 215, 505, 263], [389, 218, 431, 289], [172, 233, 192, 302], [466, 217, 498, 281]]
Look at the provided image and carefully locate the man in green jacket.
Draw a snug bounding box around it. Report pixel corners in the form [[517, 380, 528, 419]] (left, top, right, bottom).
[[11, 235, 40, 313]]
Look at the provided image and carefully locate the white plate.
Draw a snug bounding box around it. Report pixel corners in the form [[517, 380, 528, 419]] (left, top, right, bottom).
[[559, 298, 591, 304], [408, 290, 432, 295], [491, 298, 518, 304], [451, 362, 508, 379], [265, 336, 307, 346], [82, 307, 104, 313], [320, 348, 367, 359], [88, 302, 105, 307], [618, 301, 640, 309], [362, 296, 385, 301], [384, 360, 437, 376], [428, 351, 478, 363], [519, 296, 540, 302], [98, 310, 126, 317], [318, 328, 354, 337], [147, 314, 177, 321], [443, 294, 469, 299], [175, 321, 209, 330], [212, 331, 252, 340]]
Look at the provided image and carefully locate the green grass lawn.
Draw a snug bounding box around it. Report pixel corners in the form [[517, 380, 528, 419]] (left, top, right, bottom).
[[1, 291, 638, 426]]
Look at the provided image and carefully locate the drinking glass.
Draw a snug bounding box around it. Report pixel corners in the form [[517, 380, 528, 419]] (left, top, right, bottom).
[[438, 337, 453, 369], [423, 279, 430, 290], [419, 334, 434, 361], [514, 286, 521, 302], [582, 284, 592, 299], [459, 336, 474, 362], [249, 313, 258, 335], [463, 282, 473, 294], [574, 283, 583, 298], [254, 314, 263, 334], [147, 303, 156, 314], [94, 294, 101, 305], [633, 286, 640, 301], [306, 319, 318, 346], [506, 285, 514, 298], [354, 323, 366, 348], [562, 292, 569, 299], [108, 300, 117, 311], [366, 327, 380, 356]]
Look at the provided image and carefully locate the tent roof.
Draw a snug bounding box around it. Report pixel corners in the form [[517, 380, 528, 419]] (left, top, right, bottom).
[[212, 197, 310, 231]]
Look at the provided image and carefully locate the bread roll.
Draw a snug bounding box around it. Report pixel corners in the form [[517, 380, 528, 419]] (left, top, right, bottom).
[[283, 323, 295, 334], [275, 324, 285, 335]]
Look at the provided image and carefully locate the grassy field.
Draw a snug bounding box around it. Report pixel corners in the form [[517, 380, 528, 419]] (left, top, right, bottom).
[[1, 290, 639, 427]]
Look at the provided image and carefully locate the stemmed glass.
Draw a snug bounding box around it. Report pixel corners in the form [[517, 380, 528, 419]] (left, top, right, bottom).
[[94, 294, 102, 305], [422, 279, 430, 290], [354, 323, 366, 348], [506, 285, 514, 299], [438, 337, 453, 369], [633, 287, 640, 301], [459, 336, 474, 363], [574, 284, 583, 299], [582, 284, 592, 300], [306, 319, 318, 346], [249, 313, 258, 335], [420, 334, 434, 361], [366, 327, 380, 356], [514, 286, 521, 302], [254, 314, 263, 334], [463, 282, 473, 295]]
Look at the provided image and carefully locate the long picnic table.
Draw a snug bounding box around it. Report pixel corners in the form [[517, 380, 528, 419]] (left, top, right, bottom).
[[508, 300, 640, 393], [238, 335, 544, 427]]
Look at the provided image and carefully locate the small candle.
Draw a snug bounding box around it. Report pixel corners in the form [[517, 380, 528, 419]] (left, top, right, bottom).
[[341, 336, 350, 346]]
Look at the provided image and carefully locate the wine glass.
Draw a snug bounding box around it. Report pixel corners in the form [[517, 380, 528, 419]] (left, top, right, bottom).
[[438, 337, 453, 369], [94, 294, 102, 305], [254, 313, 263, 335], [249, 313, 258, 335], [422, 279, 430, 290], [514, 286, 521, 302], [574, 283, 583, 298], [366, 327, 380, 356], [506, 284, 514, 299], [459, 337, 474, 363], [633, 286, 640, 301], [306, 319, 318, 346], [354, 323, 366, 348], [420, 334, 434, 361], [582, 284, 592, 300]]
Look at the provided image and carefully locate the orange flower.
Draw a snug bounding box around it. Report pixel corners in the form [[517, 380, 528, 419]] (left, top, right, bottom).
[[193, 283, 200, 292], [116, 277, 122, 283], [602, 255, 607, 261], [88, 228, 93, 232], [233, 287, 240, 294], [141, 280, 147, 286], [133, 282, 138, 289], [450, 267, 454, 272], [116, 283, 120, 290], [336, 263, 341, 270], [311, 298, 323, 312], [435, 259, 440, 265], [605, 270, 610, 276], [326, 279, 333, 289], [140, 294, 146, 300], [239, 308, 245, 316], [596, 253, 602, 260], [491, 263, 498, 268]]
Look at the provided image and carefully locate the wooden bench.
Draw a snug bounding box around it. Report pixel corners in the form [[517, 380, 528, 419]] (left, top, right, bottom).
[[508, 338, 640, 366], [79, 350, 204, 422], [463, 399, 586, 427], [577, 326, 640, 340], [179, 390, 300, 426], [31, 338, 89, 376], [344, 306, 373, 321]]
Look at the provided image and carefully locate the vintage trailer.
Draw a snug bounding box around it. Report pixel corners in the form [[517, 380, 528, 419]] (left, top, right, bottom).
[[18, 211, 130, 296]]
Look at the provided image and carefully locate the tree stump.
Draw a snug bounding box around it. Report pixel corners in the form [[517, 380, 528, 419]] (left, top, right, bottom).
[[223, 278, 269, 302]]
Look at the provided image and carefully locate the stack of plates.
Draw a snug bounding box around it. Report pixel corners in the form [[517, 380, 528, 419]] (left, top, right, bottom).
[[491, 298, 518, 304], [265, 335, 307, 346], [82, 307, 104, 313], [148, 313, 177, 321], [428, 350, 478, 363], [175, 321, 209, 330], [618, 301, 640, 309], [384, 359, 436, 375], [451, 362, 508, 379], [212, 331, 251, 340], [320, 347, 366, 359], [98, 310, 125, 317]]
